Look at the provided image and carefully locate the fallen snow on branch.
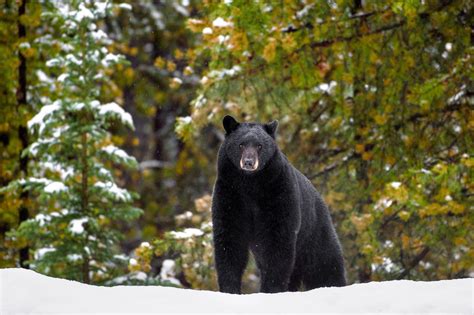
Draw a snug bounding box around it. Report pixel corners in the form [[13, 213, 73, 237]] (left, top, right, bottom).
[[0, 269, 472, 314], [169, 228, 204, 239]]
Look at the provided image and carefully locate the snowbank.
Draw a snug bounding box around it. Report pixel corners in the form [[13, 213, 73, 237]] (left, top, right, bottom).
[[0, 268, 472, 314]]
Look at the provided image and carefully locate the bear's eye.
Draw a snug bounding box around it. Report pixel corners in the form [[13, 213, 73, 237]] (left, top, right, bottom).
[[239, 144, 243, 149], [257, 144, 262, 150]]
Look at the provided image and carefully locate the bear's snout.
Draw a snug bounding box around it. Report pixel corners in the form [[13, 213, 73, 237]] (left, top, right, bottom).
[[240, 147, 259, 171]]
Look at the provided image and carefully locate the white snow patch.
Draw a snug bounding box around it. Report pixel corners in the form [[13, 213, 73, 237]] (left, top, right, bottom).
[[372, 257, 398, 273], [69, 218, 88, 234], [314, 81, 337, 94], [179, 116, 192, 124], [421, 168, 431, 174], [34, 248, 55, 260], [40, 162, 74, 181], [140, 242, 151, 248], [0, 269, 472, 313], [61, 43, 74, 52], [94, 181, 131, 202], [172, 2, 188, 16], [22, 177, 51, 186], [448, 85, 466, 104], [91, 29, 108, 41], [296, 3, 314, 19], [75, 3, 94, 21], [99, 102, 134, 129], [160, 259, 181, 286], [200, 76, 209, 85], [132, 272, 147, 281], [34, 214, 50, 227], [50, 212, 61, 218], [46, 58, 61, 67], [57, 73, 69, 82], [102, 145, 133, 162], [28, 102, 61, 132], [65, 54, 82, 66], [208, 65, 242, 80], [36, 70, 53, 84], [212, 17, 233, 28], [114, 254, 128, 261], [160, 259, 175, 277], [94, 2, 108, 15], [19, 42, 30, 49], [101, 53, 121, 67], [194, 94, 207, 108], [263, 5, 273, 12], [98, 167, 112, 179], [218, 34, 230, 44], [67, 254, 82, 262], [374, 198, 393, 211], [172, 77, 182, 85], [169, 228, 204, 239], [118, 3, 132, 10], [44, 181, 68, 193], [72, 102, 86, 111], [202, 27, 213, 35], [175, 211, 193, 222], [390, 181, 402, 189]]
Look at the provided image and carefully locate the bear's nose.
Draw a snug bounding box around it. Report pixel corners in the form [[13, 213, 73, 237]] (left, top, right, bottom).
[[240, 146, 259, 171], [243, 158, 254, 168]]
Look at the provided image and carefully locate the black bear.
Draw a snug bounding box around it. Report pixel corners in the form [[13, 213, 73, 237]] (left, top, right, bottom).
[[211, 115, 346, 294]]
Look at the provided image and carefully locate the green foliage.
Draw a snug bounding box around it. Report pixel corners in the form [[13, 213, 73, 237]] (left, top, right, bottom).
[[182, 0, 473, 283]]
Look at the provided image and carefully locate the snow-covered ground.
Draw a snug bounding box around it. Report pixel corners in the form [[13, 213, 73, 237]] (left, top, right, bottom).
[[0, 268, 472, 314]]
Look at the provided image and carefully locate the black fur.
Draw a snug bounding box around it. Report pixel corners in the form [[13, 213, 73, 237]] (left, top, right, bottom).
[[212, 116, 346, 294]]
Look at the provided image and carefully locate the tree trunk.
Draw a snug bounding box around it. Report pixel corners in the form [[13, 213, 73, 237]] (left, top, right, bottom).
[[80, 132, 90, 284], [17, 0, 29, 269]]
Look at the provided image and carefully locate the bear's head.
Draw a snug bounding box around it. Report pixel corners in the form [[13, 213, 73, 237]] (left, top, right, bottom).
[[222, 115, 278, 173]]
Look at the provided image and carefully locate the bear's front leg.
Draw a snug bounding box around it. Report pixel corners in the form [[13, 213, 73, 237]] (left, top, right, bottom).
[[255, 195, 299, 293], [258, 231, 297, 293], [212, 182, 249, 294]]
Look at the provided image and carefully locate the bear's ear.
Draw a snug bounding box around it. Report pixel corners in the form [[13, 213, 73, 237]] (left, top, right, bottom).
[[223, 115, 240, 134], [264, 120, 278, 138]]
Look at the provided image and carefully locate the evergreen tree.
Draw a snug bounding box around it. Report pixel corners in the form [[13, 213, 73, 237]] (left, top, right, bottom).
[[5, 0, 141, 284]]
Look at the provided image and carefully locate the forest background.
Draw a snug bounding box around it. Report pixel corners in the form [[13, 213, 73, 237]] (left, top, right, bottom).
[[0, 0, 472, 291]]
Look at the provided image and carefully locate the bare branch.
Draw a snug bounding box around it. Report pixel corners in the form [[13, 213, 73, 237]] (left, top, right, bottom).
[[309, 152, 355, 179], [309, 20, 405, 49], [397, 247, 430, 280]]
